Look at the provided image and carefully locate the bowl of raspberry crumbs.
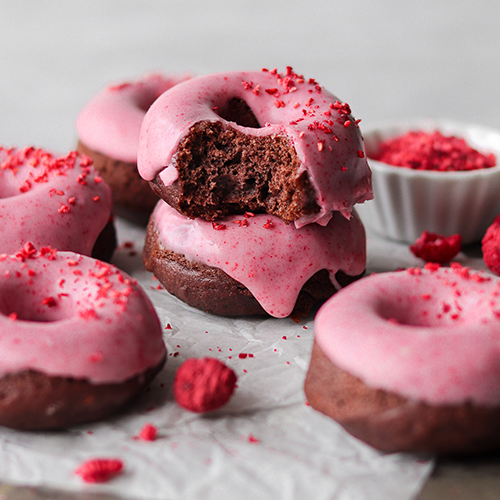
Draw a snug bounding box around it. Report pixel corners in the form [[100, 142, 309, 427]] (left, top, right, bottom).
[[355, 119, 500, 244]]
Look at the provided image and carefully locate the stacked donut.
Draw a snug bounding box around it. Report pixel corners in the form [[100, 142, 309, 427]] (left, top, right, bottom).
[[0, 146, 166, 429], [138, 67, 373, 319]]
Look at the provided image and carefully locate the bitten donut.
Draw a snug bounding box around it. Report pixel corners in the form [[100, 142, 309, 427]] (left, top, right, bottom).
[[0, 146, 115, 260], [138, 67, 373, 227], [77, 73, 190, 218], [305, 264, 500, 454], [0, 244, 166, 430], [143, 201, 366, 319]]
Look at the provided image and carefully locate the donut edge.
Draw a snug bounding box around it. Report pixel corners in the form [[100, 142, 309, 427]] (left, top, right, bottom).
[[0, 354, 166, 431], [304, 340, 500, 455]]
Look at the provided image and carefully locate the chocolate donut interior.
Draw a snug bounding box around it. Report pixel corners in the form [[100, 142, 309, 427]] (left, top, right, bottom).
[[150, 98, 320, 222]]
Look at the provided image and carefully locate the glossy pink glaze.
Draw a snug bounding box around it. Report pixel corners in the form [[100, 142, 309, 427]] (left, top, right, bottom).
[[315, 266, 500, 405], [0, 246, 165, 383], [138, 68, 373, 227], [0, 147, 113, 255], [152, 201, 366, 318], [76, 73, 191, 163]]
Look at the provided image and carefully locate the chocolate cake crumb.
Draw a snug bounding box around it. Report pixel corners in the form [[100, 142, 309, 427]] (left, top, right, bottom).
[[150, 103, 320, 222]]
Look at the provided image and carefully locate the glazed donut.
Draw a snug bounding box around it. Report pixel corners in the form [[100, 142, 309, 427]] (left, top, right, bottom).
[[0, 244, 166, 430], [305, 265, 500, 454], [138, 68, 373, 227], [143, 201, 366, 319], [0, 146, 115, 260], [76, 73, 190, 219]]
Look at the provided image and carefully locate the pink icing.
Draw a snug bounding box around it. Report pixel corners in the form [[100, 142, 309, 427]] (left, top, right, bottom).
[[152, 201, 366, 318], [0, 246, 165, 383], [0, 147, 112, 256], [315, 265, 500, 405], [138, 68, 373, 227], [76, 73, 191, 163]]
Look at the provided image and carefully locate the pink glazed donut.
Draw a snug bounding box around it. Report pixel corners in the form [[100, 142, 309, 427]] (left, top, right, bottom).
[[143, 201, 366, 319], [305, 264, 500, 454], [76, 73, 190, 218], [0, 146, 115, 260], [0, 245, 166, 430], [138, 67, 373, 227]]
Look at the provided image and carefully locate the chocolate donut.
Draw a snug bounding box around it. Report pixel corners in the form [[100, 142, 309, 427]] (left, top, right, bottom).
[[143, 201, 366, 319], [138, 68, 372, 227], [0, 246, 166, 430], [76, 73, 190, 220], [0, 146, 115, 261], [305, 265, 500, 454]]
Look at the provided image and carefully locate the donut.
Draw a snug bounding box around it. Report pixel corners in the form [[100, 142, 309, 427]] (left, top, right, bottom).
[[0, 146, 115, 261], [305, 264, 500, 454], [143, 201, 366, 319], [76, 73, 191, 219], [0, 245, 166, 430], [138, 67, 373, 227]]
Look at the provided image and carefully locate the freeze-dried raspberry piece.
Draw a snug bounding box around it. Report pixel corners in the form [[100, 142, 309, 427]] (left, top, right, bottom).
[[482, 215, 500, 275], [173, 357, 237, 412], [410, 231, 462, 263], [74, 458, 124, 483], [138, 423, 158, 441]]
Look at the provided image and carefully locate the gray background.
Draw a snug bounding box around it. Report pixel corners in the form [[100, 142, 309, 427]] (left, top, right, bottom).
[[1, 1, 499, 153]]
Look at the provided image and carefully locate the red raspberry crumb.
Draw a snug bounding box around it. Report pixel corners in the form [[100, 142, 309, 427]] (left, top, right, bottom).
[[248, 433, 259, 443], [138, 423, 158, 441], [173, 357, 237, 413], [410, 231, 462, 264], [482, 214, 500, 275], [74, 458, 124, 483]]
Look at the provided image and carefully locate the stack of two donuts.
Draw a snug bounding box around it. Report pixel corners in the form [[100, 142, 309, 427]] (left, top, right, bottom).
[[0, 146, 166, 430], [137, 68, 373, 319]]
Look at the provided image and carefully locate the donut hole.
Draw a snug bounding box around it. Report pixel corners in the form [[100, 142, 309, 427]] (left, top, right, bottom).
[[377, 292, 462, 327], [0, 287, 74, 323], [215, 98, 261, 129], [135, 89, 167, 113]]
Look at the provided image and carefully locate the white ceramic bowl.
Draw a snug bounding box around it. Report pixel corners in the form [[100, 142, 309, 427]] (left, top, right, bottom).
[[355, 119, 500, 245]]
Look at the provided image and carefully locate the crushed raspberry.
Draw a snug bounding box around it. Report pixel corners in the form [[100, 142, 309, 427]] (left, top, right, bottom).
[[74, 458, 124, 483], [173, 357, 237, 413], [41, 296, 57, 307], [247, 433, 259, 443], [373, 130, 496, 171], [482, 214, 500, 275], [410, 231, 462, 264], [137, 423, 158, 441], [16, 242, 37, 261]]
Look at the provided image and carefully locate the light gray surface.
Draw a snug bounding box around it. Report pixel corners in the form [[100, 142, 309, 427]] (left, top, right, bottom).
[[1, 1, 500, 498]]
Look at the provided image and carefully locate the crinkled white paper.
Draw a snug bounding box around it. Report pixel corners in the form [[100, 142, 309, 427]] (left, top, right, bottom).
[[0, 217, 472, 500]]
